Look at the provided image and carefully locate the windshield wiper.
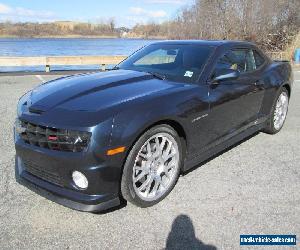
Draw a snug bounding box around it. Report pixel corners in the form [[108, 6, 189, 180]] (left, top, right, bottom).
[[147, 71, 166, 80], [111, 66, 120, 70]]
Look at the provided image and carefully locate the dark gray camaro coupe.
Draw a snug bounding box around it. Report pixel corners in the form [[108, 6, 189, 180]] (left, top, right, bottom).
[[15, 40, 293, 212]]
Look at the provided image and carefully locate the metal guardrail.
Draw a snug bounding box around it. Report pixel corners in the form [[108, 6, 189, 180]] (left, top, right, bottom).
[[0, 55, 127, 72], [0, 52, 293, 73]]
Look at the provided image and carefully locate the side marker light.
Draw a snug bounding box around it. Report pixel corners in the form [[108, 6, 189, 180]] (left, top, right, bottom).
[[107, 146, 126, 156]]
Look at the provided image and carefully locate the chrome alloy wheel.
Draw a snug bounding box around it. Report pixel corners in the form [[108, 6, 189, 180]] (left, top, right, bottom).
[[132, 132, 179, 201], [273, 92, 289, 131]]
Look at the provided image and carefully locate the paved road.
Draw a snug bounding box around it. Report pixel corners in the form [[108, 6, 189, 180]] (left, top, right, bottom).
[[0, 71, 299, 250]]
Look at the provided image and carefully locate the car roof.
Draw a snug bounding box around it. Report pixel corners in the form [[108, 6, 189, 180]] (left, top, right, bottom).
[[150, 40, 255, 48]]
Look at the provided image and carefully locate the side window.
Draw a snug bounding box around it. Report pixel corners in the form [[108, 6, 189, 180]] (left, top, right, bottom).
[[213, 49, 247, 77], [245, 50, 256, 72], [214, 49, 259, 78], [133, 49, 178, 66], [231, 50, 247, 72], [253, 50, 265, 68]]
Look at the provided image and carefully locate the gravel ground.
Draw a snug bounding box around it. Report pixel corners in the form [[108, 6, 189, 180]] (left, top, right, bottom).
[[0, 71, 299, 250]]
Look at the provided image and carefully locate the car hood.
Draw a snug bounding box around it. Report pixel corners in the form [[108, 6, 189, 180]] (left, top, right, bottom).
[[26, 70, 182, 113]]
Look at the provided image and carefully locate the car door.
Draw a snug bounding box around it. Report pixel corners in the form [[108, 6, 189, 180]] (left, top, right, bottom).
[[205, 48, 265, 146]]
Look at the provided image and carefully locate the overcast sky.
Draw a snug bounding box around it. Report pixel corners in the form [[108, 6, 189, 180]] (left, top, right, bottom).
[[0, 0, 194, 27]]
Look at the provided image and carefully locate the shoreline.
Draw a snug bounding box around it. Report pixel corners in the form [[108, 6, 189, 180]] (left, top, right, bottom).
[[0, 35, 166, 39]]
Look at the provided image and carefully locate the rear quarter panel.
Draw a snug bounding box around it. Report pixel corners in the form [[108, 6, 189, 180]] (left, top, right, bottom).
[[259, 61, 293, 116]]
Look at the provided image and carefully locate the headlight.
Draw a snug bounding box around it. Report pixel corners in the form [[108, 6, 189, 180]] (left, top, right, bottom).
[[17, 91, 31, 117], [14, 119, 26, 134], [72, 171, 88, 189], [63, 130, 92, 152]]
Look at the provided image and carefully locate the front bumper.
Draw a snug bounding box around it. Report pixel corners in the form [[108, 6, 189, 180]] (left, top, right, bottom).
[[14, 115, 125, 212], [15, 155, 120, 212], [15, 155, 121, 212]]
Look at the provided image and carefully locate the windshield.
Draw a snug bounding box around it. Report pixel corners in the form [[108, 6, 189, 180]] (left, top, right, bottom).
[[117, 44, 214, 83]]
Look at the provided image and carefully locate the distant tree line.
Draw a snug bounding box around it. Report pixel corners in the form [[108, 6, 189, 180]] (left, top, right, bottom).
[[0, 19, 119, 38], [130, 0, 300, 51]]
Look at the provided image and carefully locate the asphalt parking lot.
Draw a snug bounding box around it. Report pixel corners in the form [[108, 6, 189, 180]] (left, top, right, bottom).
[[0, 70, 299, 250]]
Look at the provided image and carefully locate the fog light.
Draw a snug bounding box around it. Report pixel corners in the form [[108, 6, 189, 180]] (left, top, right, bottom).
[[72, 171, 88, 189]]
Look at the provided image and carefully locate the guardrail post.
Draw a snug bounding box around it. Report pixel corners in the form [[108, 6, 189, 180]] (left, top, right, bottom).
[[45, 65, 50, 72], [101, 64, 106, 71]]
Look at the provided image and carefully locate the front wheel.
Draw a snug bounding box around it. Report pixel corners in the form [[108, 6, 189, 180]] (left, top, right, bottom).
[[121, 125, 182, 207], [264, 87, 289, 134]]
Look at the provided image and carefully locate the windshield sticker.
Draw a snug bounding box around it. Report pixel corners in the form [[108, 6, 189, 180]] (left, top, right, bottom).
[[184, 71, 193, 77]]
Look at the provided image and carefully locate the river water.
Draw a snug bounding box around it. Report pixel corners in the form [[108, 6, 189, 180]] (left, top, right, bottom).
[[0, 38, 157, 72]]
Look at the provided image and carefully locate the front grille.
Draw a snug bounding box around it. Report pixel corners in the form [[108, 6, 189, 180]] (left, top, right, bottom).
[[24, 162, 63, 187], [18, 120, 91, 152]]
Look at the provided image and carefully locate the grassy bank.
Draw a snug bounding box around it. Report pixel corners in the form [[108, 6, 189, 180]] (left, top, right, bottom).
[[0, 34, 166, 39]]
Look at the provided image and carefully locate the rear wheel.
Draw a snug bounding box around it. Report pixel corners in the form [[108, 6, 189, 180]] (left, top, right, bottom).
[[121, 125, 182, 207], [264, 87, 289, 134]]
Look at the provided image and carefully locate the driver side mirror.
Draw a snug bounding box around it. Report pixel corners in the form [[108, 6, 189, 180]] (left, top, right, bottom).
[[211, 68, 240, 85]]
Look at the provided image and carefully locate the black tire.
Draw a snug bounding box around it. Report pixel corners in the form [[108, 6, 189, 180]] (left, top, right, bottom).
[[263, 87, 289, 134], [121, 124, 183, 208]]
